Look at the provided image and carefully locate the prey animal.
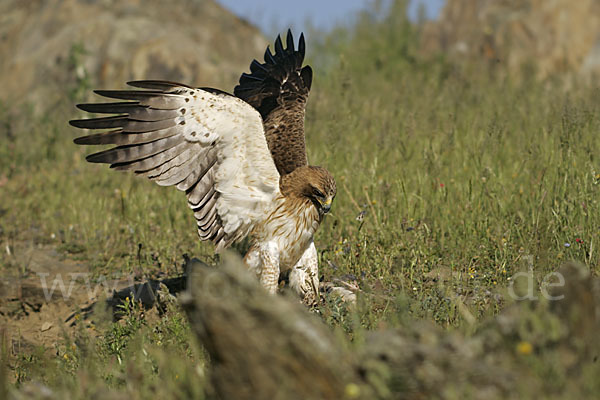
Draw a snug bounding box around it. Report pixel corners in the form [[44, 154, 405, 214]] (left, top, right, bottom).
[[69, 31, 336, 305]]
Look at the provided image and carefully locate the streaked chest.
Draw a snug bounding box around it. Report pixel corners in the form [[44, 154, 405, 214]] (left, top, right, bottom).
[[254, 196, 321, 269]]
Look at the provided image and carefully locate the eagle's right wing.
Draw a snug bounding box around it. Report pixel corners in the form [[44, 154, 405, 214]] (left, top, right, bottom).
[[70, 80, 280, 251], [234, 30, 312, 176]]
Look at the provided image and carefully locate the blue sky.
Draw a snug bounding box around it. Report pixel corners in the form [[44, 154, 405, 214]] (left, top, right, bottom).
[[215, 0, 445, 37]]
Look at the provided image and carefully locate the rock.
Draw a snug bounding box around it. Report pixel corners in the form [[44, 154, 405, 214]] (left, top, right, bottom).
[[421, 0, 600, 80], [40, 322, 53, 332], [182, 256, 600, 399], [0, 0, 267, 114], [181, 254, 360, 400]]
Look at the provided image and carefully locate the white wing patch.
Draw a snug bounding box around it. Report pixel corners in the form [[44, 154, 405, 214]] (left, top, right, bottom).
[[196, 92, 281, 244], [71, 81, 281, 250]]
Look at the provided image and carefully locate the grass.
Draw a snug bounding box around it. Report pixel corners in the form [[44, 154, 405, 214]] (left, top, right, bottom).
[[2, 1, 600, 398]]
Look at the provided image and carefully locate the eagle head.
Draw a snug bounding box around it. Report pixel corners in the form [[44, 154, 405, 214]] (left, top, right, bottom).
[[281, 165, 336, 215]]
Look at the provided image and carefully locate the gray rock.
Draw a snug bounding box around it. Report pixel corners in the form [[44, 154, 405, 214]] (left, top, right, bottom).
[[0, 0, 267, 114]]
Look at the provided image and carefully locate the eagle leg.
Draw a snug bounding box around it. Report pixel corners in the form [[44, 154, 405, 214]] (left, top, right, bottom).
[[254, 242, 280, 294], [289, 241, 320, 306]]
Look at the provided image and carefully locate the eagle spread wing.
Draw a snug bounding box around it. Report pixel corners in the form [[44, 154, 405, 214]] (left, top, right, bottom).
[[70, 81, 280, 252], [234, 30, 312, 176], [70, 32, 336, 305]]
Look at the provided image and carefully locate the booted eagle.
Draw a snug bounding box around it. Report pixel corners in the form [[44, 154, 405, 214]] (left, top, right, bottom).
[[69, 31, 336, 305]]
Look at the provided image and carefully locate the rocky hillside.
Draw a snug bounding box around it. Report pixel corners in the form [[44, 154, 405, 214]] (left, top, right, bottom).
[[0, 0, 267, 114], [421, 0, 600, 79]]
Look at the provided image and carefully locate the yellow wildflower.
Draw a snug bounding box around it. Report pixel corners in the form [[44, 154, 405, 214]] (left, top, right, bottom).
[[345, 383, 360, 398], [517, 341, 533, 355]]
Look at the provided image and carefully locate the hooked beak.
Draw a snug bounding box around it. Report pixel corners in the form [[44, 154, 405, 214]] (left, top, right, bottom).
[[319, 197, 332, 214]]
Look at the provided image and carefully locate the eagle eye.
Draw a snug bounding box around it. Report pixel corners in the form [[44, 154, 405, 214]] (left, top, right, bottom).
[[312, 188, 325, 198]]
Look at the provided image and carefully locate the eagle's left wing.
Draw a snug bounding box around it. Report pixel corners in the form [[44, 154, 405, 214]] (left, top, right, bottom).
[[70, 80, 280, 251]]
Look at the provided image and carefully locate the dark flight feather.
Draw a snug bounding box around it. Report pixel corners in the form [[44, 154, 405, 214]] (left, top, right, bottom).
[[234, 29, 312, 176], [70, 82, 229, 249]]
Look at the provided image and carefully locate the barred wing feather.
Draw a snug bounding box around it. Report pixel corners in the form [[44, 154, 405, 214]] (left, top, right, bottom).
[[70, 80, 280, 251]]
